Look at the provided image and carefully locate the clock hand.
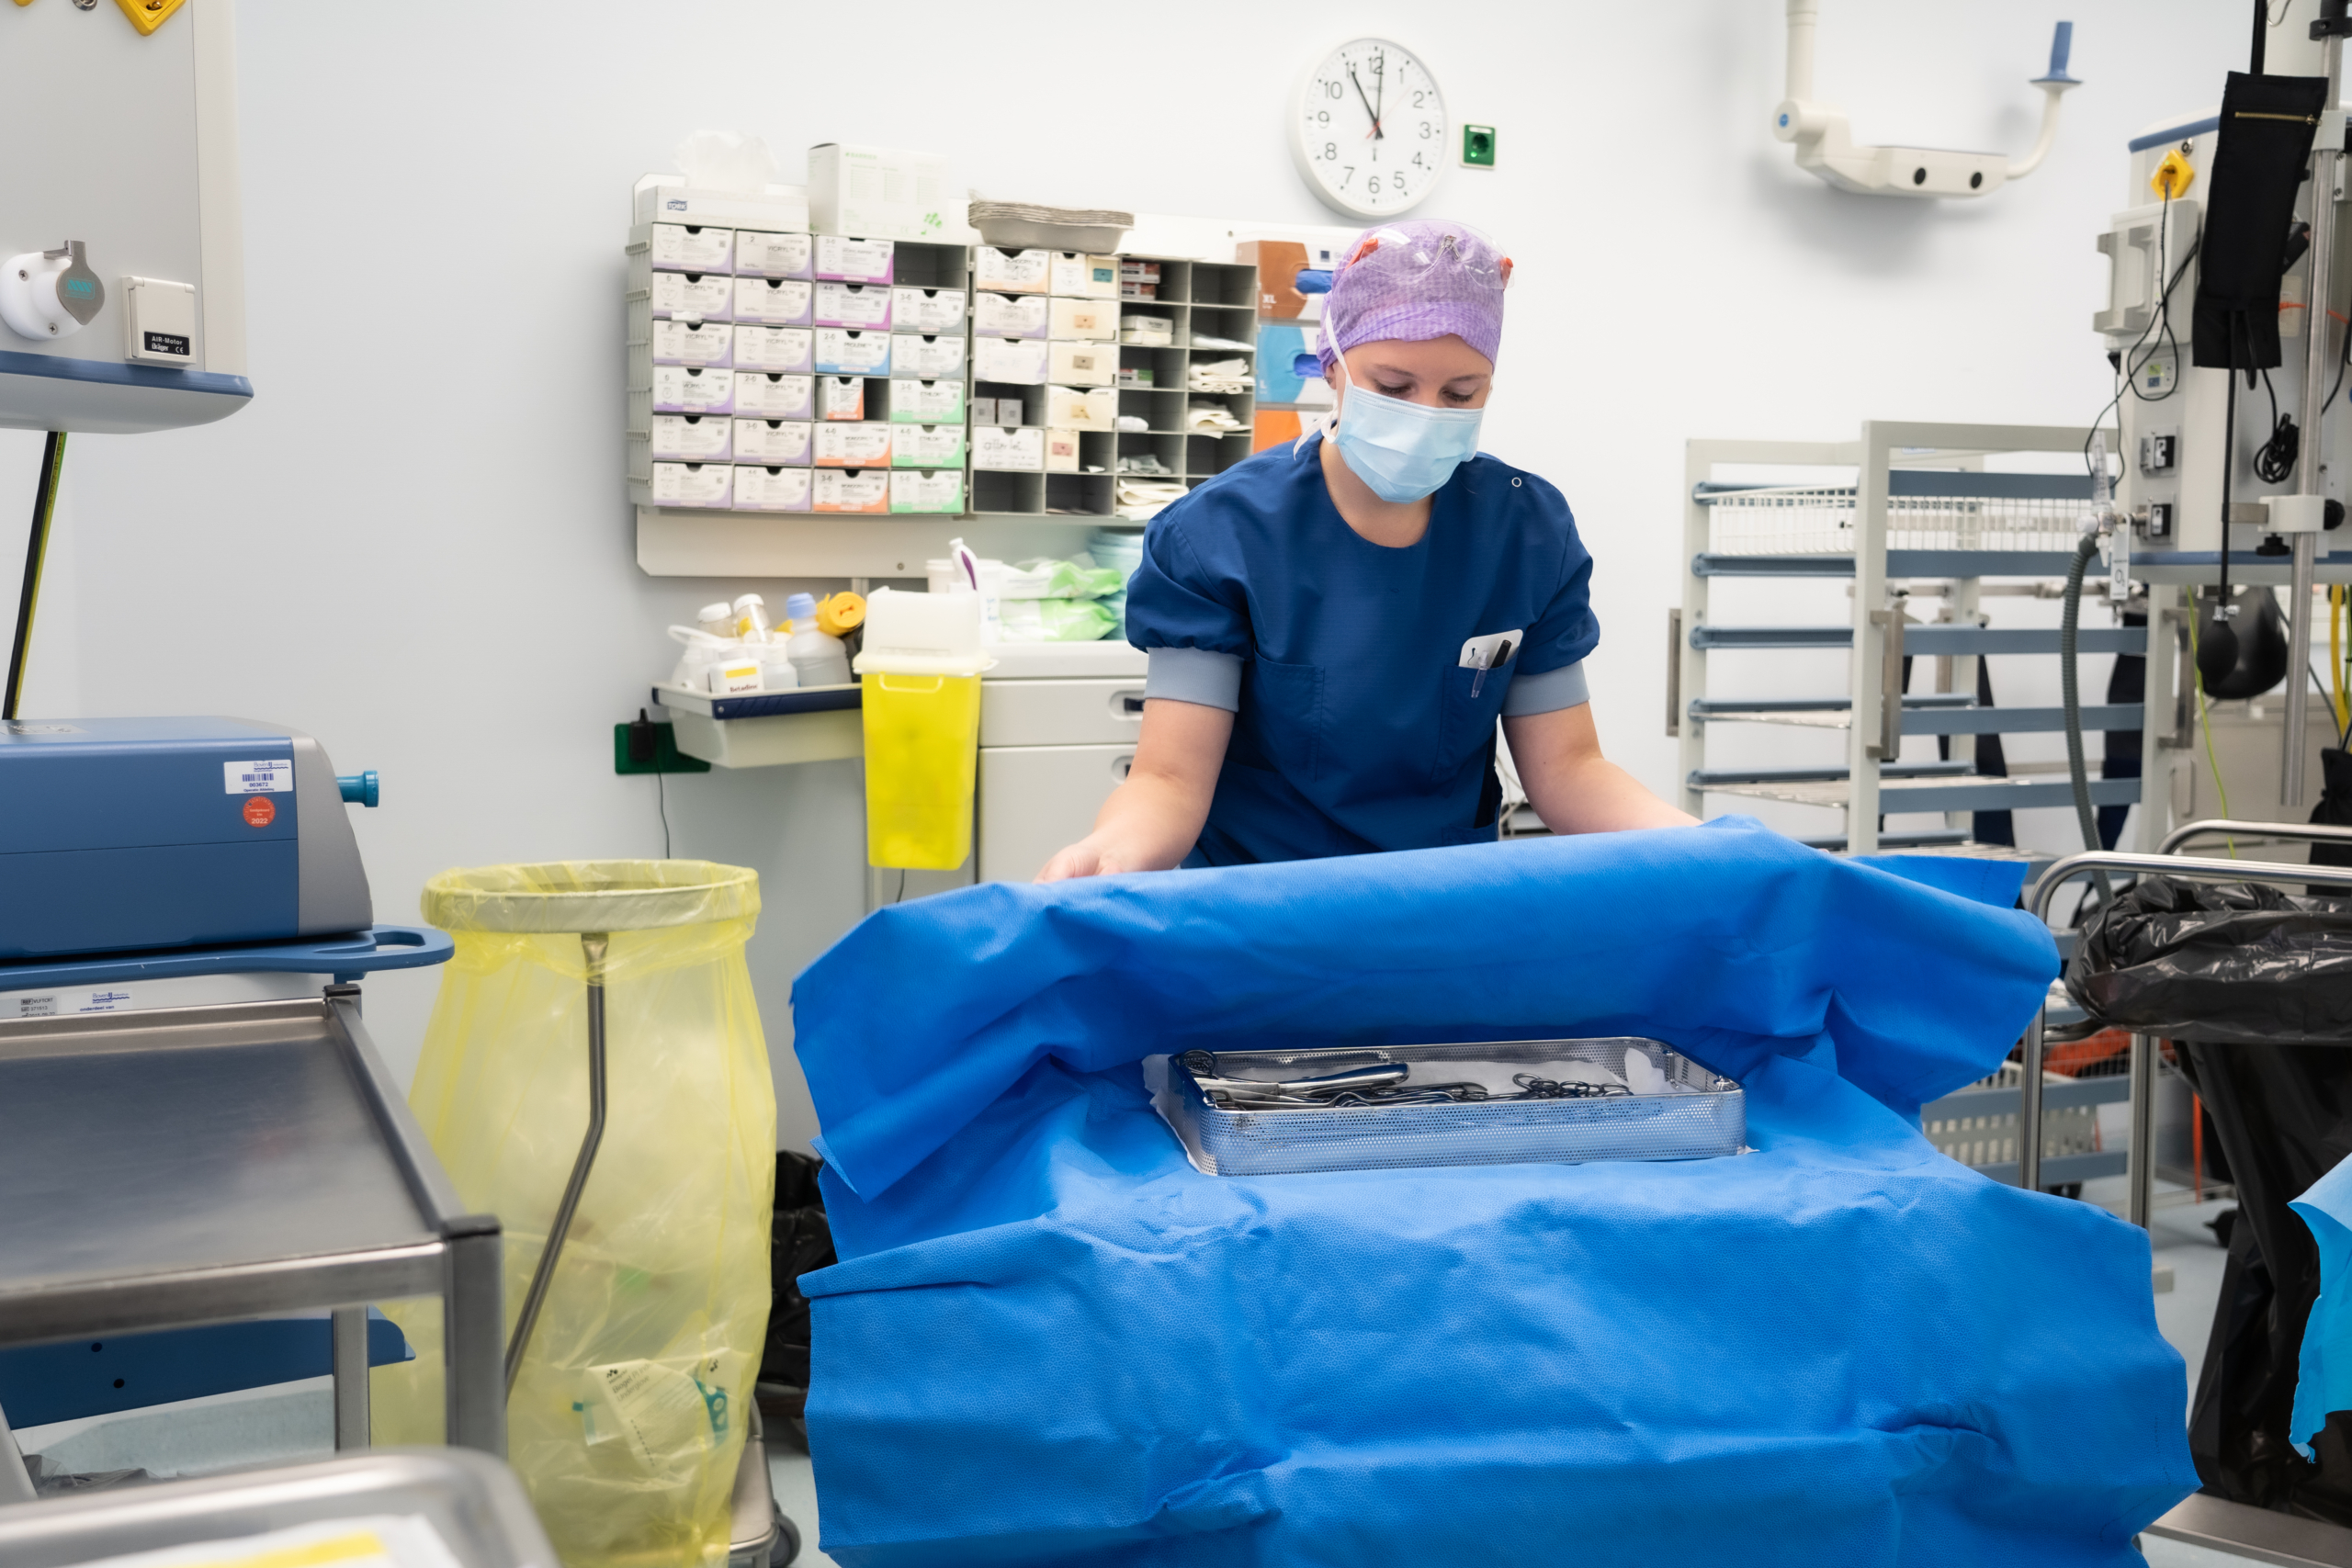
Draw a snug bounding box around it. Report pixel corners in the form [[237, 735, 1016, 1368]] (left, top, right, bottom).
[[1347, 65, 1385, 141], [1373, 51, 1385, 133]]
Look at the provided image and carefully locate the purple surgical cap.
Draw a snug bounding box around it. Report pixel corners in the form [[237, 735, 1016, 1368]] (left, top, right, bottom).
[[1316, 220, 1511, 375]]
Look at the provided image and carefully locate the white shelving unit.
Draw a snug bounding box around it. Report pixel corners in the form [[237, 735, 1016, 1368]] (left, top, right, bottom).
[[630, 204, 1342, 579], [1676, 421, 2156, 854]]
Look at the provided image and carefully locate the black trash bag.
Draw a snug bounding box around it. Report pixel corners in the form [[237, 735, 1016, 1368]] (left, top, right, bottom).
[[759, 1151, 836, 1439], [2069, 876, 2352, 1517], [2313, 749, 2352, 876], [2176, 1038, 2352, 1520], [2067, 875, 2352, 1043]]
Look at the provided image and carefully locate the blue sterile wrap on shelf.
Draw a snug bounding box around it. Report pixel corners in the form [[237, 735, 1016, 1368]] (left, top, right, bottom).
[[790, 818, 2196, 1566]]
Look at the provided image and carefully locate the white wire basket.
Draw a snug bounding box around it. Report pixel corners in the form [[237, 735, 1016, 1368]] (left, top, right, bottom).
[[1923, 1061, 2098, 1173], [1703, 484, 2085, 557]]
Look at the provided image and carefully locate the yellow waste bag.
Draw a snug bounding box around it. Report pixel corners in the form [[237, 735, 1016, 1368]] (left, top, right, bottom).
[[376, 862, 775, 1568]]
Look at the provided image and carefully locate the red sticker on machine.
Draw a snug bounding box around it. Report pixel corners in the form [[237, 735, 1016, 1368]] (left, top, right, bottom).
[[243, 796, 276, 828]]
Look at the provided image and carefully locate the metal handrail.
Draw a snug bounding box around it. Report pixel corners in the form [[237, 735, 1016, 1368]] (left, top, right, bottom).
[[2157, 818, 2352, 856], [2020, 851, 2352, 1207]]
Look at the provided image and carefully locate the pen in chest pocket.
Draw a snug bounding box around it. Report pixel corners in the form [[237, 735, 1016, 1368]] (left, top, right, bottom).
[[1461, 632, 1520, 698]]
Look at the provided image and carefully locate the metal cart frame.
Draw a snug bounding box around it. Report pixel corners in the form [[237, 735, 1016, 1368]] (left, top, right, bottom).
[[0, 989, 504, 1471]]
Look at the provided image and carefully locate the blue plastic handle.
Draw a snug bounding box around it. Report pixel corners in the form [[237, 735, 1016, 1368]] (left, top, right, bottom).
[[338, 770, 379, 807], [2038, 20, 2077, 85], [1294, 268, 1334, 296]]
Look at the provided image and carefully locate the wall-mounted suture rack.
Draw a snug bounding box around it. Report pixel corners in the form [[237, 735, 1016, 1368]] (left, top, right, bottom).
[[967, 254, 1259, 521]]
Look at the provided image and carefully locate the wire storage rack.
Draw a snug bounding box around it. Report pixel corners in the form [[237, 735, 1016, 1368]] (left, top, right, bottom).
[[1673, 423, 2156, 854], [1702, 476, 2088, 557]]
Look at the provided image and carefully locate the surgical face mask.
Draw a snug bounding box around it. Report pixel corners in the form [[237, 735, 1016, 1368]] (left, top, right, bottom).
[[1329, 334, 1485, 504]]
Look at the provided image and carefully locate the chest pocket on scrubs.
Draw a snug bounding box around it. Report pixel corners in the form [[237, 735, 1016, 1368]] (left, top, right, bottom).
[[1232, 656, 1325, 783], [1437, 660, 1513, 788]]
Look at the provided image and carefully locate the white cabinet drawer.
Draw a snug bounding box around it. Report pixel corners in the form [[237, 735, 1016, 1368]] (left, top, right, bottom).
[[978, 743, 1135, 883], [979, 677, 1146, 747]]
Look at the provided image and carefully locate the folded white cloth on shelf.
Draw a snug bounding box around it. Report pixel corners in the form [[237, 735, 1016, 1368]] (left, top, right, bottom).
[[1187, 357, 1250, 393], [1118, 453, 1173, 475], [1184, 403, 1246, 433], [1188, 333, 1253, 352], [1114, 479, 1188, 520], [1114, 414, 1150, 433]]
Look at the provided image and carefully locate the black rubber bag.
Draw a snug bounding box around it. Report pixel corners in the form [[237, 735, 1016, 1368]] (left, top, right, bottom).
[[2070, 876, 2352, 1517], [2193, 71, 2329, 372], [759, 1151, 836, 1435]]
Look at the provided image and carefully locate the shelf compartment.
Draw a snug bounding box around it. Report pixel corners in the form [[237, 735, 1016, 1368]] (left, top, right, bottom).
[[1689, 699, 2146, 735], [1698, 773, 2144, 814], [1690, 626, 2148, 655], [1692, 551, 2086, 579]]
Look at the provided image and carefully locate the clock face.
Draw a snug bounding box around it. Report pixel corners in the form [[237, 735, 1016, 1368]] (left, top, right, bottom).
[[1291, 38, 1447, 220]]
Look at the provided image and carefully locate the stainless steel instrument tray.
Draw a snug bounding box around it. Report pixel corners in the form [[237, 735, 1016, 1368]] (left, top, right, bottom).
[[1153, 1038, 1745, 1178]]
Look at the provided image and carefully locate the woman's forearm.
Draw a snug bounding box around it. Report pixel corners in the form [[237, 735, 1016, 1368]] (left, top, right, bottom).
[[1527, 754, 1696, 834], [1088, 765, 1217, 870], [1503, 705, 1697, 835], [1037, 699, 1235, 880]]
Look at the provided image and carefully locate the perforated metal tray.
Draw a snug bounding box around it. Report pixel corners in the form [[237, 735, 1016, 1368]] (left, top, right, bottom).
[[1154, 1039, 1744, 1178]]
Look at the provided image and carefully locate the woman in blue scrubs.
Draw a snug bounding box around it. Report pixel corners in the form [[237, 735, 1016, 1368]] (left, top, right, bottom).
[[1038, 221, 1691, 879]]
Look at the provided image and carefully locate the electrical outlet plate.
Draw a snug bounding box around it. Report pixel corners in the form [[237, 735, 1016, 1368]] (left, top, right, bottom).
[[613, 720, 711, 775], [1462, 125, 1497, 168]]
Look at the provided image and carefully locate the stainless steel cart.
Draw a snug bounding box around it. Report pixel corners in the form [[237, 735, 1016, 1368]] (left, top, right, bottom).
[[0, 988, 504, 1472], [0, 1448, 552, 1566]]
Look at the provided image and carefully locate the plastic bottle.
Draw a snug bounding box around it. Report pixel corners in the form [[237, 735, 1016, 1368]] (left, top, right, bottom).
[[697, 602, 737, 638], [784, 591, 852, 687], [668, 625, 733, 688], [759, 643, 800, 692], [734, 592, 775, 643]]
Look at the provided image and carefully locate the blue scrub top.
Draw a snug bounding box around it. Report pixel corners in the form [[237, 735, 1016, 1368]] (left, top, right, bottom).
[[1125, 434, 1599, 865]]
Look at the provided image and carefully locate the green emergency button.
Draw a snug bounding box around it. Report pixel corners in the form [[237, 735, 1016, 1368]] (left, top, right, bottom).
[[1463, 126, 1497, 168]]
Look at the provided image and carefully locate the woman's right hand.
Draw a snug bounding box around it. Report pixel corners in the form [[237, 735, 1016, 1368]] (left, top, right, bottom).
[[1036, 837, 1110, 882]]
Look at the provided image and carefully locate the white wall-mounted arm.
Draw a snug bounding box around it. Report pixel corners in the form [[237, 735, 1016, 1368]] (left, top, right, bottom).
[[2007, 23, 2083, 180], [1775, 5, 2079, 199]]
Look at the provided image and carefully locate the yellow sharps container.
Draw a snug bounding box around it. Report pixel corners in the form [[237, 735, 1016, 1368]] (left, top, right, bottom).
[[855, 586, 991, 869]]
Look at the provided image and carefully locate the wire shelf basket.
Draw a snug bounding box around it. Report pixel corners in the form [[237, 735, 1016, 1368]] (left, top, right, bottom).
[[1924, 1061, 2098, 1173], [1702, 484, 2085, 557]]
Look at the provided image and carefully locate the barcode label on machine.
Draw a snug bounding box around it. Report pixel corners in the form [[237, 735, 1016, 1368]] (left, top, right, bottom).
[[223, 759, 294, 794]]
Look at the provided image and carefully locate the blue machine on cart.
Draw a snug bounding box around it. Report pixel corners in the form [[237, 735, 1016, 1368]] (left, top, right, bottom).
[[0, 718, 479, 1493], [0, 716, 383, 960]]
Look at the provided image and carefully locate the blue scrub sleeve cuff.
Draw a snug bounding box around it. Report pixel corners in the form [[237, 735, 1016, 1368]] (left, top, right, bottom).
[[1502, 660, 1589, 717], [1144, 647, 1244, 712]]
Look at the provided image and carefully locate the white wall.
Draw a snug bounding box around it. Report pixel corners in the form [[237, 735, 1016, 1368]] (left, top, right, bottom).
[[0, 0, 2255, 1151]]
